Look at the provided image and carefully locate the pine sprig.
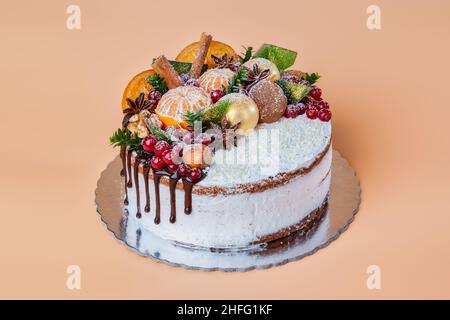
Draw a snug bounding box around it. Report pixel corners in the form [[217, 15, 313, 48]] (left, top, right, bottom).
[[109, 128, 142, 150], [226, 67, 249, 93], [303, 72, 321, 85], [184, 100, 230, 129], [148, 125, 171, 142], [239, 46, 253, 64], [146, 73, 168, 94]]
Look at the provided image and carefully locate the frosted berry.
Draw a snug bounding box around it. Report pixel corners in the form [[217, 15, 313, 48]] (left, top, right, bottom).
[[182, 132, 194, 145], [309, 87, 322, 101], [185, 78, 200, 87], [147, 90, 161, 103], [195, 133, 212, 145], [178, 164, 190, 177], [306, 107, 318, 120], [210, 89, 225, 103], [189, 168, 202, 181], [296, 103, 308, 115], [166, 164, 178, 173], [284, 104, 300, 118], [319, 109, 332, 122], [142, 135, 157, 153], [151, 156, 165, 170], [281, 74, 300, 84], [162, 149, 174, 165], [154, 140, 170, 157]]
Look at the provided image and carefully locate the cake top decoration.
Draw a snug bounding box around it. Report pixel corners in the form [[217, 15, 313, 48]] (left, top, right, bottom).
[[110, 32, 332, 185]]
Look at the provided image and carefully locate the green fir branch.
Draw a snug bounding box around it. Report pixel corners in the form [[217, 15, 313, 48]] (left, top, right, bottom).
[[146, 73, 168, 94], [109, 128, 142, 150], [302, 72, 321, 85], [226, 67, 249, 94]]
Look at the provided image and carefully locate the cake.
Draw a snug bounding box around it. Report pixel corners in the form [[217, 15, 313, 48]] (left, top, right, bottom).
[[110, 33, 333, 250]]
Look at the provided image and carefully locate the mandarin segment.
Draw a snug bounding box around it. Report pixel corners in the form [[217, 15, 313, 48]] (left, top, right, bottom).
[[176, 40, 237, 69], [121, 69, 155, 112], [155, 86, 212, 129], [199, 68, 234, 94]]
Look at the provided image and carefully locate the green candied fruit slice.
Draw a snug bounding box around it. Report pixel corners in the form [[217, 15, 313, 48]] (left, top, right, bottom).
[[276, 80, 311, 104], [169, 61, 208, 75], [254, 44, 297, 71]]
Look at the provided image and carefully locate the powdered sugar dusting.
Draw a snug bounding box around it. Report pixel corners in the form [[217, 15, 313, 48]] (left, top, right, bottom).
[[199, 116, 331, 187]]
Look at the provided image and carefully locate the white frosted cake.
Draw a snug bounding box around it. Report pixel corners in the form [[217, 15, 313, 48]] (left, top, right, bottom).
[[110, 33, 333, 250]]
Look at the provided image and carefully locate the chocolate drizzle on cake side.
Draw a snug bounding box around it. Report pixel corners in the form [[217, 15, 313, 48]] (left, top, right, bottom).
[[120, 148, 204, 224]]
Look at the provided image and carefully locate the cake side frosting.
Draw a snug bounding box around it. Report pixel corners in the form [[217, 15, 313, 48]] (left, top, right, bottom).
[[127, 147, 332, 248]]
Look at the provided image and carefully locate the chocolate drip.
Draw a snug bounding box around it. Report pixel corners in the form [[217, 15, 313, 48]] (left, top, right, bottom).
[[120, 145, 129, 205], [133, 156, 141, 219], [168, 178, 179, 223], [126, 150, 133, 188], [143, 163, 151, 213], [182, 180, 195, 215], [120, 148, 205, 224], [153, 173, 162, 224]]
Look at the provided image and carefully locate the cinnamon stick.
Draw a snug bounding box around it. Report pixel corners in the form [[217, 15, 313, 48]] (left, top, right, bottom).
[[188, 32, 212, 79], [152, 55, 184, 89]]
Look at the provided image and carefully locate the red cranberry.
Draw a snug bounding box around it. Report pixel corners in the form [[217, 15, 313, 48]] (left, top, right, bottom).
[[162, 149, 174, 165], [309, 87, 322, 100], [306, 107, 318, 120], [284, 105, 300, 118], [189, 168, 202, 181], [318, 109, 332, 122], [166, 164, 178, 173], [154, 140, 170, 157], [142, 135, 157, 153], [318, 101, 330, 110], [151, 156, 165, 170], [210, 89, 225, 103], [178, 164, 190, 176]]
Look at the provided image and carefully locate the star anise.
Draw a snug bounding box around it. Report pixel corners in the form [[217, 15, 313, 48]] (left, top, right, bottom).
[[210, 118, 240, 150], [242, 64, 270, 91], [122, 93, 154, 128], [211, 53, 235, 69]]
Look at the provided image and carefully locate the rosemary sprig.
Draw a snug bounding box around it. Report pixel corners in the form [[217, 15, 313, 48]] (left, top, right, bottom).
[[109, 128, 142, 150], [146, 73, 168, 94]]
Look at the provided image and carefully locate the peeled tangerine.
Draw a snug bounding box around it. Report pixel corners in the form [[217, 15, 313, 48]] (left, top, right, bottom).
[[243, 58, 280, 81], [219, 93, 259, 135], [155, 86, 211, 128], [199, 68, 234, 94], [182, 143, 213, 169]]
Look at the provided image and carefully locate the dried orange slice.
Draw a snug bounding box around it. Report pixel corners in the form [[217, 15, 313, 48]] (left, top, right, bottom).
[[155, 86, 211, 129], [121, 69, 155, 112], [176, 40, 237, 69]]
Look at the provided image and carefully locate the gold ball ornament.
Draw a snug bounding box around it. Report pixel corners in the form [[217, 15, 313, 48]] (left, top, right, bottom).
[[219, 93, 259, 135], [243, 58, 280, 81]]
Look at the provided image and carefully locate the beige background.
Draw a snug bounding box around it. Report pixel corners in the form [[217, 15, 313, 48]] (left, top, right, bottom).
[[1, 0, 450, 299]]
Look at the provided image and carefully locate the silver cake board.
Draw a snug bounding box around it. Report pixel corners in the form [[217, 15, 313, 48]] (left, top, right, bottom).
[[95, 150, 360, 272]]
